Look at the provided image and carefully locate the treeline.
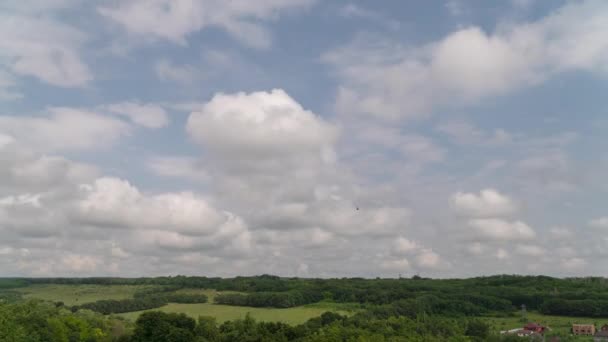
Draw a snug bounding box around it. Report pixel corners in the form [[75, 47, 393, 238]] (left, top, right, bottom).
[[73, 297, 168, 315], [540, 298, 608, 317], [0, 278, 28, 289], [21, 274, 291, 292], [73, 292, 208, 314], [15, 274, 608, 315], [123, 309, 495, 342], [215, 290, 323, 308]]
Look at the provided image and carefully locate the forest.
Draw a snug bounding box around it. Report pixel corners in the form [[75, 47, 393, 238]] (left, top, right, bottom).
[[2, 274, 608, 341]]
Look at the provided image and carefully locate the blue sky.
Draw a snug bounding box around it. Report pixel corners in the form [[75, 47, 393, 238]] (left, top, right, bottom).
[[0, 0, 607, 277]]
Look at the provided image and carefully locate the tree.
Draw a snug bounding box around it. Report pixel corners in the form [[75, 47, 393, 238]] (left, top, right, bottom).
[[465, 319, 490, 341], [195, 316, 220, 342]]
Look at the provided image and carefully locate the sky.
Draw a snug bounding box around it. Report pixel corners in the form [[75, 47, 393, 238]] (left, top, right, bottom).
[[1, 0, 607, 278]]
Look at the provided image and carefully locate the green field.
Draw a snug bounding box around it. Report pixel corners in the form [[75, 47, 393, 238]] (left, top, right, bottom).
[[14, 285, 352, 325], [14, 284, 155, 306], [117, 302, 350, 325]]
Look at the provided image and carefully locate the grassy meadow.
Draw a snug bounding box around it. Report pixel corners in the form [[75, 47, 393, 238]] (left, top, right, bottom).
[[15, 283, 603, 332], [117, 302, 351, 324], [14, 284, 155, 306], [14, 284, 352, 325]]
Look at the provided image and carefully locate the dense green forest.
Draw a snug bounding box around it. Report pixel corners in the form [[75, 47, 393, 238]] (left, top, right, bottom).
[[11, 274, 608, 315], [2, 274, 608, 341]]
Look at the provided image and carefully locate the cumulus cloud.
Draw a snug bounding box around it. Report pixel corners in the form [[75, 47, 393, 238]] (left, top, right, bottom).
[[415, 249, 442, 269], [392, 236, 419, 255], [186, 89, 350, 220], [76, 177, 227, 234], [99, 0, 316, 48], [468, 219, 536, 241], [324, 0, 608, 120], [0, 108, 131, 152], [450, 189, 517, 218], [187, 89, 337, 158]]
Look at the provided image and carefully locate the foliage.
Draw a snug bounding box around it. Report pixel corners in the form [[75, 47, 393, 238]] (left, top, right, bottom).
[[0, 299, 126, 342], [72, 291, 208, 314], [21, 274, 608, 313]]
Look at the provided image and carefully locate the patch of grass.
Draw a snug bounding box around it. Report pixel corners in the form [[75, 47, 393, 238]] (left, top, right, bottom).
[[15, 284, 155, 306], [16, 284, 353, 325], [117, 302, 351, 325]]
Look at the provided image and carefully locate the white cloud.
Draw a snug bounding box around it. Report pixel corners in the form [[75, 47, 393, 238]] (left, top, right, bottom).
[[590, 217, 608, 228], [468, 218, 536, 241], [451, 189, 517, 218], [76, 177, 229, 235], [111, 245, 130, 259], [147, 156, 208, 182], [105, 102, 169, 129], [0, 12, 91, 87], [187, 89, 337, 157], [415, 249, 441, 269], [99, 0, 316, 48], [324, 0, 608, 120], [392, 236, 419, 255], [0, 108, 131, 151]]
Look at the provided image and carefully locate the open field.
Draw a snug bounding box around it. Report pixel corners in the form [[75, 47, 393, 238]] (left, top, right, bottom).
[[14, 284, 155, 306], [14, 284, 353, 325], [117, 302, 352, 325]]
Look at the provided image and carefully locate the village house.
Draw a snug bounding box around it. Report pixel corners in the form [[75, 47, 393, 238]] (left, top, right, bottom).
[[523, 323, 547, 334], [501, 323, 548, 339], [573, 323, 596, 335]]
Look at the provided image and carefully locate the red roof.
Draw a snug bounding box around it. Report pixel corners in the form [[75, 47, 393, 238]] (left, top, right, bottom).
[[524, 323, 545, 330]]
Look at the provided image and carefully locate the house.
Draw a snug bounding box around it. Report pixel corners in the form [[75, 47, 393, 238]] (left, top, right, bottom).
[[573, 323, 596, 335], [524, 323, 547, 334], [594, 330, 608, 342]]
